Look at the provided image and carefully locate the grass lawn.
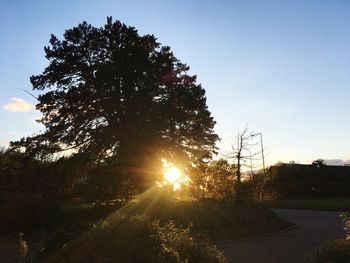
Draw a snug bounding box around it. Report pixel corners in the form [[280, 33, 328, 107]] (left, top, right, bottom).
[[40, 189, 293, 262], [90, 187, 293, 241], [131, 201, 292, 241], [262, 198, 350, 211], [23, 188, 294, 261], [36, 188, 292, 255], [28, 188, 293, 262], [58, 187, 293, 241]]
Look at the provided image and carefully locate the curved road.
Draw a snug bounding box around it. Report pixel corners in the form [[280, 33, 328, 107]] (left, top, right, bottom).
[[220, 209, 346, 263]]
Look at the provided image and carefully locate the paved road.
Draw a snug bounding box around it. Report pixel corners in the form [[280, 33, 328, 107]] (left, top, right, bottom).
[[219, 209, 346, 263]]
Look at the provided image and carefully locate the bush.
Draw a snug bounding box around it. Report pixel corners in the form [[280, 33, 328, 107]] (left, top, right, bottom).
[[44, 215, 227, 263], [304, 239, 350, 263], [188, 159, 235, 200], [0, 192, 64, 233], [131, 192, 290, 241], [305, 212, 350, 263]]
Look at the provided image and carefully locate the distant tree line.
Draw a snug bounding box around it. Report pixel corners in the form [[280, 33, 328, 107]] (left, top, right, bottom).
[[263, 161, 350, 198]]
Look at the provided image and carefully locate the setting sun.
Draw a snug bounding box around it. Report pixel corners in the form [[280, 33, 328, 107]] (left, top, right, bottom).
[[158, 161, 191, 192], [164, 167, 181, 184]]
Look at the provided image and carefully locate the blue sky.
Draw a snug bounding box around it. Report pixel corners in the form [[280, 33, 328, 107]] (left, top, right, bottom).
[[1, 0, 350, 166]]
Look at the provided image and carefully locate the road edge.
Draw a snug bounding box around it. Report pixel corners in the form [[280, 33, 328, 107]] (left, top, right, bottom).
[[215, 221, 298, 244]]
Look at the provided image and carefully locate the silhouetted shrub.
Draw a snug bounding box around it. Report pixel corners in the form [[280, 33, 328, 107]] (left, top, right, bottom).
[[44, 215, 227, 263], [304, 239, 350, 263], [305, 212, 350, 263], [0, 193, 63, 233], [71, 165, 136, 203], [189, 159, 235, 200]]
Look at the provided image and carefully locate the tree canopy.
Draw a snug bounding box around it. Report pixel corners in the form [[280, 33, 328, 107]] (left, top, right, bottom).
[[12, 17, 219, 186]]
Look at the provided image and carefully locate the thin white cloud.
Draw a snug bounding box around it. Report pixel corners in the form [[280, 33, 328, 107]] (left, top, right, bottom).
[[3, 97, 34, 112], [324, 159, 350, 166]]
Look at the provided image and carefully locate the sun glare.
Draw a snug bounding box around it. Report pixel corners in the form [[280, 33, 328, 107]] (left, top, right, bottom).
[[164, 167, 181, 184], [158, 160, 191, 192]]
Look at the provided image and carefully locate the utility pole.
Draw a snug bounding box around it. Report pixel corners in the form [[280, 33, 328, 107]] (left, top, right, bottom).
[[235, 130, 243, 202], [247, 149, 254, 180], [251, 133, 265, 171], [250, 132, 266, 200]]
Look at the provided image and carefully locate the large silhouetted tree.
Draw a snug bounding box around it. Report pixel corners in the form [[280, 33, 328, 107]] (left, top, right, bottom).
[[11, 17, 218, 188]]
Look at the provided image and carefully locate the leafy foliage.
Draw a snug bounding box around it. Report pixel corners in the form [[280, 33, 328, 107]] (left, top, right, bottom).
[[44, 215, 227, 263], [0, 149, 42, 191], [72, 164, 136, 202], [341, 212, 350, 241], [130, 190, 291, 241], [304, 239, 350, 263], [189, 159, 235, 200], [304, 212, 350, 263], [0, 192, 64, 233]]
